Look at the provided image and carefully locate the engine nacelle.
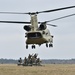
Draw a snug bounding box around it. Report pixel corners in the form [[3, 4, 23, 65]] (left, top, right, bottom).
[[39, 24, 47, 30], [23, 25, 31, 31]]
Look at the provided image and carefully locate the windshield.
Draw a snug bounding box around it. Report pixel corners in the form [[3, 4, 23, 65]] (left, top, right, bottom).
[[27, 32, 42, 39]]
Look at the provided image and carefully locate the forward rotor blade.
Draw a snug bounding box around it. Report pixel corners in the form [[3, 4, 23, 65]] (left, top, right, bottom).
[[0, 21, 31, 24], [45, 13, 75, 22], [47, 24, 57, 27], [0, 12, 30, 14], [0, 6, 75, 15], [38, 6, 75, 14]]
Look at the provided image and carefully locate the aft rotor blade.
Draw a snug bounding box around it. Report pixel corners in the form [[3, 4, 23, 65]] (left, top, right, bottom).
[[0, 21, 31, 24], [38, 6, 75, 13], [45, 13, 75, 22], [47, 24, 57, 27]]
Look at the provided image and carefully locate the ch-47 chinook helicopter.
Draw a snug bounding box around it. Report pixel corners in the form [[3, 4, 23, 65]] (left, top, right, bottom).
[[0, 6, 75, 49]]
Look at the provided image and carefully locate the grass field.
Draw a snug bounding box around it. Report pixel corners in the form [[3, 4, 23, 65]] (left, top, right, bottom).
[[0, 64, 75, 75]]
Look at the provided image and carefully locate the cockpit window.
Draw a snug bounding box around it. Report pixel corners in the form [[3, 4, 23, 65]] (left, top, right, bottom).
[[27, 32, 42, 39]]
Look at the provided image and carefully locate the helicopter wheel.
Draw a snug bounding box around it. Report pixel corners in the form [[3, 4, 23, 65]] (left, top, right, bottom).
[[26, 44, 28, 49], [49, 44, 53, 47], [46, 43, 48, 47], [33, 45, 35, 49], [32, 45, 35, 49]]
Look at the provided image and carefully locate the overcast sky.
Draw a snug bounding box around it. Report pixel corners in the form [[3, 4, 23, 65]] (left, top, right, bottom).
[[0, 0, 75, 59]]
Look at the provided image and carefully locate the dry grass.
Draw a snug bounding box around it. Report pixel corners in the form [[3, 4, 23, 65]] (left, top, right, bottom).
[[0, 64, 75, 75]]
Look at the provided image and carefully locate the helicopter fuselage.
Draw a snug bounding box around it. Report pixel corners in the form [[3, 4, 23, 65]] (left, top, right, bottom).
[[26, 29, 53, 45]]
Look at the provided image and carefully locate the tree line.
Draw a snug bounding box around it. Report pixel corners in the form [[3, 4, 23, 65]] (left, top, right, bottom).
[[0, 58, 75, 64]]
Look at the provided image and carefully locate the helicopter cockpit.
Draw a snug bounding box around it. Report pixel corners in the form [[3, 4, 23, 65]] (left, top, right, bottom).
[[27, 32, 42, 39]]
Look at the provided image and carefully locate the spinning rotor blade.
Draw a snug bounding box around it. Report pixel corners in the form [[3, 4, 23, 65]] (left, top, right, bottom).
[[40, 13, 75, 27], [0, 21, 31, 24], [37, 6, 75, 14], [45, 13, 75, 23], [40, 22, 57, 27], [0, 6, 75, 15], [0, 12, 29, 14], [47, 24, 57, 27]]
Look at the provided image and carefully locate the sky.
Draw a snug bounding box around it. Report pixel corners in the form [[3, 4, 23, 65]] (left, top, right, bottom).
[[0, 0, 75, 59]]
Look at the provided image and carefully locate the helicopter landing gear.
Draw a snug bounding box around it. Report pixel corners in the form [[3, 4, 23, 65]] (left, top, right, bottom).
[[49, 44, 53, 47], [46, 43, 53, 48], [46, 43, 48, 47], [32, 45, 36, 49], [26, 44, 28, 49]]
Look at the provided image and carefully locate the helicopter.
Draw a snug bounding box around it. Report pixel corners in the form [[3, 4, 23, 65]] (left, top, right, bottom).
[[0, 6, 75, 49]]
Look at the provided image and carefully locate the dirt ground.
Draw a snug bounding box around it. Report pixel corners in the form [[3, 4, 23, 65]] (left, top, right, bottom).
[[0, 64, 75, 75]]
